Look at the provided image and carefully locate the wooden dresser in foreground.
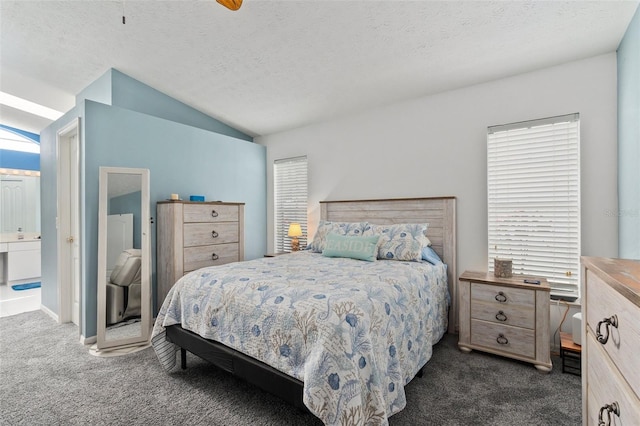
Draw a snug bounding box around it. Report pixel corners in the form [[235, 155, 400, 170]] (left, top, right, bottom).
[[156, 200, 244, 308], [581, 257, 640, 425], [458, 271, 552, 372]]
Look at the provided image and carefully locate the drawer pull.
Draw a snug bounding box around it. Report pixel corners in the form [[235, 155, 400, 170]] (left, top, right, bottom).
[[211, 210, 219, 218], [596, 314, 618, 344], [495, 311, 507, 322], [496, 334, 508, 345], [211, 253, 219, 261], [495, 291, 507, 303], [598, 402, 620, 426], [211, 230, 219, 238]]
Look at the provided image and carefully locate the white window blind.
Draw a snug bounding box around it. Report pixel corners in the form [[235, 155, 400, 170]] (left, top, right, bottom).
[[487, 113, 580, 300], [274, 156, 308, 253]]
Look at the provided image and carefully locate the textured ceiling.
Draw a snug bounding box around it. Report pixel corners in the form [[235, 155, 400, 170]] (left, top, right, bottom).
[[1, 1, 638, 136]]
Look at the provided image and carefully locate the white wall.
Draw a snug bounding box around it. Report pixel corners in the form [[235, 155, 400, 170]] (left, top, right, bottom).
[[258, 53, 619, 280]]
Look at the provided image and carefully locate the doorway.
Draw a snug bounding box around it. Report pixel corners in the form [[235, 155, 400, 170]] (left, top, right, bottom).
[[56, 119, 80, 327]]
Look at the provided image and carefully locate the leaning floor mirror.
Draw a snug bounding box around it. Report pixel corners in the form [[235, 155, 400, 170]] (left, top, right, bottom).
[[94, 167, 151, 354]]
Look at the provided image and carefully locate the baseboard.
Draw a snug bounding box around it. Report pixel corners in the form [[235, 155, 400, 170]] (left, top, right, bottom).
[[81, 334, 97, 345], [40, 304, 58, 322]]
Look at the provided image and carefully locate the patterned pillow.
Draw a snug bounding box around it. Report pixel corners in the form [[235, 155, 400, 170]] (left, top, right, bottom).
[[308, 221, 367, 253], [362, 223, 429, 261]]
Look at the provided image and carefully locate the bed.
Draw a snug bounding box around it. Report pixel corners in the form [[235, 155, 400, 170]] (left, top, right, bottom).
[[152, 197, 457, 425]]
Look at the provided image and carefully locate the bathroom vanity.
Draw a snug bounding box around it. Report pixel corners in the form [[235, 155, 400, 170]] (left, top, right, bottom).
[[0, 233, 41, 285]]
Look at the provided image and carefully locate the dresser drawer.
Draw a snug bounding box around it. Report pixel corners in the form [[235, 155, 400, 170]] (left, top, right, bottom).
[[184, 243, 239, 273], [586, 333, 640, 425], [470, 319, 535, 359], [585, 269, 640, 397], [183, 204, 239, 223], [183, 222, 239, 247]]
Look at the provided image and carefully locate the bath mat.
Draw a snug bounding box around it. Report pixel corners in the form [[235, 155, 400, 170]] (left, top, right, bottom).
[[11, 282, 41, 291]]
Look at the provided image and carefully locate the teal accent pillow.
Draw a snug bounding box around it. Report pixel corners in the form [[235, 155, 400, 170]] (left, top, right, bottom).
[[322, 233, 380, 262]]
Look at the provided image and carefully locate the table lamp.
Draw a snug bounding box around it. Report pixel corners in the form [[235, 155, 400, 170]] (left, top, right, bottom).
[[288, 223, 303, 252]]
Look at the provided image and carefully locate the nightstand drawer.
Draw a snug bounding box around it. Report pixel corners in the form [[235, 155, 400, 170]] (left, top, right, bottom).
[[183, 222, 239, 247], [183, 203, 239, 223], [471, 299, 534, 329], [471, 283, 535, 308], [184, 243, 239, 272], [471, 319, 535, 359]]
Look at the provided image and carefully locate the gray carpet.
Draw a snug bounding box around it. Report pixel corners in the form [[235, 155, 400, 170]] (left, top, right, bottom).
[[0, 310, 581, 425]]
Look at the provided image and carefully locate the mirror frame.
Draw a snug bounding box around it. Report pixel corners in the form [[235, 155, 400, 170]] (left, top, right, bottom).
[[96, 166, 151, 350]]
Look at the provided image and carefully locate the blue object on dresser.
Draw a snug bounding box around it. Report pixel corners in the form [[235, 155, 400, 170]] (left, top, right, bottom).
[[189, 195, 205, 202]]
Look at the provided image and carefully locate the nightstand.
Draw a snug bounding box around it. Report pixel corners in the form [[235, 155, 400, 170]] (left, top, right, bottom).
[[559, 331, 581, 376], [264, 252, 288, 257], [458, 271, 552, 372]]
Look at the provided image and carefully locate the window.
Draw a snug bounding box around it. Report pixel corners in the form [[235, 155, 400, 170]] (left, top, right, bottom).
[[274, 156, 308, 252], [487, 113, 580, 300]]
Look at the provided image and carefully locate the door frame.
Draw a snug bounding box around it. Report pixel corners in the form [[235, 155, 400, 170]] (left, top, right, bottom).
[[56, 118, 81, 327]]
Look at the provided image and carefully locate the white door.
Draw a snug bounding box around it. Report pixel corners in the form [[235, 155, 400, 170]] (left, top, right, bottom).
[[69, 134, 80, 326], [57, 120, 81, 327]]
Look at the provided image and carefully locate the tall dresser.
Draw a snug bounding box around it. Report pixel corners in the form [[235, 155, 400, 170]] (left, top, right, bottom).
[[156, 200, 244, 308], [581, 257, 640, 425]]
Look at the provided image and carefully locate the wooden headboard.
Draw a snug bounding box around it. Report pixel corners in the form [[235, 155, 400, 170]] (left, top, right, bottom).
[[319, 197, 457, 333]]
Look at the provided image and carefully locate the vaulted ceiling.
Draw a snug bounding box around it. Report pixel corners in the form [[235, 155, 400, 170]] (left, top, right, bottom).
[[1, 1, 638, 136]]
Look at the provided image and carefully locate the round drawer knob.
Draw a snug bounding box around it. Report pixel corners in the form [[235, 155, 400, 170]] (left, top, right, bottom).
[[496, 334, 508, 345], [211, 230, 219, 238], [211, 253, 219, 261], [495, 311, 507, 322], [211, 210, 219, 218]]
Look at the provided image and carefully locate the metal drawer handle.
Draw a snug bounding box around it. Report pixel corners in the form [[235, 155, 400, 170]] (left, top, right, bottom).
[[596, 315, 618, 344], [496, 334, 508, 345], [211, 230, 219, 238], [211, 253, 219, 261], [598, 402, 620, 426], [211, 210, 219, 218], [495, 291, 507, 303], [495, 311, 507, 322]]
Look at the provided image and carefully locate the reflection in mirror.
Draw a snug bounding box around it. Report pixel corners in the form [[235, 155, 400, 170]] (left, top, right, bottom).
[[94, 167, 151, 355], [1, 170, 41, 236]]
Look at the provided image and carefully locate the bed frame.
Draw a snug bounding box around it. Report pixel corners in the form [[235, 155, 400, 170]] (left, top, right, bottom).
[[165, 196, 457, 412]]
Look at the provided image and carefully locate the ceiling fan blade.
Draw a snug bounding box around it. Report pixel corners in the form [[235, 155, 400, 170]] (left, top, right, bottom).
[[217, 0, 242, 11]]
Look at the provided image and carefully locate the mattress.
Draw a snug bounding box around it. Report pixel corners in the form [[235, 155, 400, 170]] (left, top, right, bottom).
[[152, 250, 449, 425]]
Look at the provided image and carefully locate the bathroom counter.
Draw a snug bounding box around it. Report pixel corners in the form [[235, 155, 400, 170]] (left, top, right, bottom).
[[0, 236, 41, 284]]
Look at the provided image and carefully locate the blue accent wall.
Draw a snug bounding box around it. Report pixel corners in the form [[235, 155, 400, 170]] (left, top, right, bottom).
[[0, 150, 40, 171], [0, 124, 40, 171], [80, 100, 265, 337], [617, 5, 640, 259], [110, 69, 253, 142], [40, 69, 265, 339]]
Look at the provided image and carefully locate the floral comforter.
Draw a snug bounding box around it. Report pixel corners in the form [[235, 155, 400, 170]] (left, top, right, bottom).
[[151, 251, 449, 426]]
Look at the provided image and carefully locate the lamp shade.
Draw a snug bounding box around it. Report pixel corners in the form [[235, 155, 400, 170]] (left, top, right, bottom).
[[288, 223, 303, 237]]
